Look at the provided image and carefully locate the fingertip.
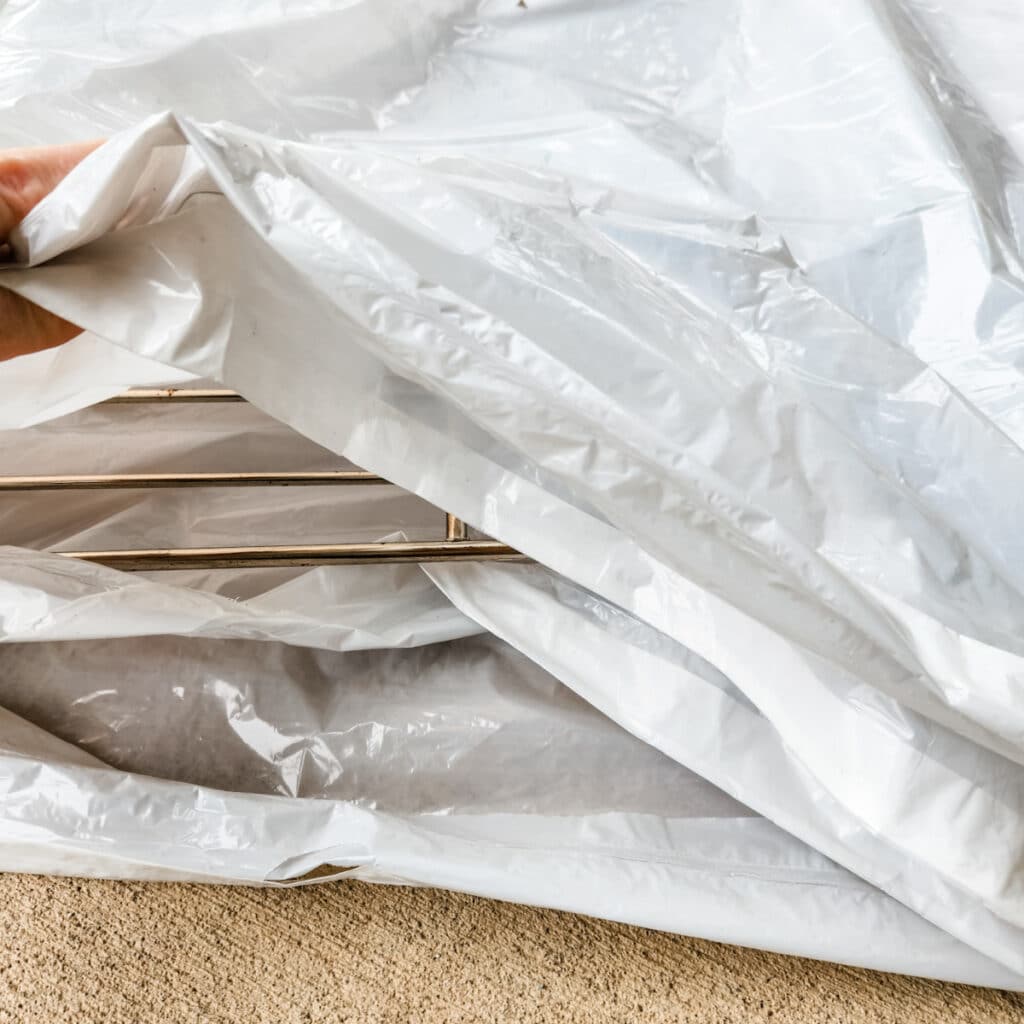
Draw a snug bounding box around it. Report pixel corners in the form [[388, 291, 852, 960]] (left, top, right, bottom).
[[0, 287, 83, 362]]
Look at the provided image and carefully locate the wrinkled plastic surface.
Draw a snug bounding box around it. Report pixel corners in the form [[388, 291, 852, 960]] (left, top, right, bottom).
[[2, 0, 1024, 987]]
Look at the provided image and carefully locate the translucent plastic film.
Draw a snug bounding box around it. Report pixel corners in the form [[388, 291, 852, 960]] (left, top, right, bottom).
[[2, 0, 1024, 987]]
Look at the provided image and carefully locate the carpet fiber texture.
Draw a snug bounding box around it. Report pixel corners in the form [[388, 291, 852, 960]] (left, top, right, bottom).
[[0, 875, 1021, 1023]]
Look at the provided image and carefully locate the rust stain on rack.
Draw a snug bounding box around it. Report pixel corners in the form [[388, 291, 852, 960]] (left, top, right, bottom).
[[104, 388, 246, 403]]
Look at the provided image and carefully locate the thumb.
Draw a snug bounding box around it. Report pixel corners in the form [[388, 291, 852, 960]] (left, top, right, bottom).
[[0, 139, 104, 240]]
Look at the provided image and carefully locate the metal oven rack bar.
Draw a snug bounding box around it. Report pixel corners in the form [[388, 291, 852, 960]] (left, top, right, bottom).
[[5, 389, 525, 572]]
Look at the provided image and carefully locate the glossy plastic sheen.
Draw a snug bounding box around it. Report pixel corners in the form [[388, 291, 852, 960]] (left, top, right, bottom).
[[1, 0, 1024, 987]]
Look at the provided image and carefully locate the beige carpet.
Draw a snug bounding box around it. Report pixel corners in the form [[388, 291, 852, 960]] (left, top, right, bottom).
[[0, 876, 1021, 1023]]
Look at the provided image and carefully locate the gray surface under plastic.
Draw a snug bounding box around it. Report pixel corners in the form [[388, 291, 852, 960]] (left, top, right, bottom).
[[1, 0, 1024, 987]]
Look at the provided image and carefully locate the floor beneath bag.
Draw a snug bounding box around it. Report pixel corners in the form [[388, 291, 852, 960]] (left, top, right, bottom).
[[0, 875, 1020, 1022]]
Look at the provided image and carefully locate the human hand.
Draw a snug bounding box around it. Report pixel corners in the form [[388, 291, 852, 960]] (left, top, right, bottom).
[[0, 140, 104, 362]]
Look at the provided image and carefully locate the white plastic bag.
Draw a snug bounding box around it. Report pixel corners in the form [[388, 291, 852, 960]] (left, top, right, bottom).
[[2, 0, 1024, 986]]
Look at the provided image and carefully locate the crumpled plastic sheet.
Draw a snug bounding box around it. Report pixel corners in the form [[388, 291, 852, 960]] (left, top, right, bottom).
[[2, 0, 1024, 988]]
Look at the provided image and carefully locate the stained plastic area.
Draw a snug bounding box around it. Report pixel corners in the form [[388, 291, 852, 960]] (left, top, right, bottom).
[[2, 0, 1024, 987]]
